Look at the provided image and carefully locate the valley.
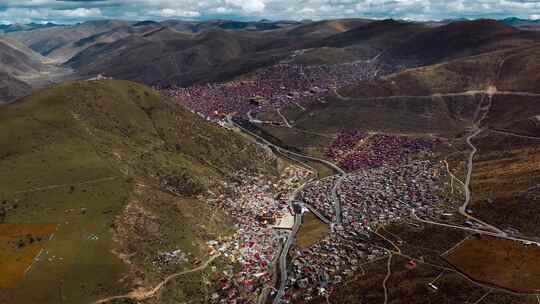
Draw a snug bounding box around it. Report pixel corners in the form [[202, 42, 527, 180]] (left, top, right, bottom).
[[0, 14, 539, 304]]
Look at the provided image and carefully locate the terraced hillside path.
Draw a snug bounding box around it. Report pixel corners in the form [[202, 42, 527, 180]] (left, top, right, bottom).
[[336, 82, 513, 237], [276, 108, 293, 128], [14, 176, 118, 195], [489, 129, 540, 141], [333, 88, 540, 102], [458, 85, 508, 235], [382, 254, 393, 304], [93, 254, 219, 304], [412, 209, 540, 245]]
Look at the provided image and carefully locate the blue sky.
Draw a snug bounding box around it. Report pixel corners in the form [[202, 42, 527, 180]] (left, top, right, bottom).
[[2, 0, 540, 24]]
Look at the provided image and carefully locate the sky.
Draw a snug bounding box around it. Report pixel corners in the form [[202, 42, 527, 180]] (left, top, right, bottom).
[[2, 0, 540, 24]]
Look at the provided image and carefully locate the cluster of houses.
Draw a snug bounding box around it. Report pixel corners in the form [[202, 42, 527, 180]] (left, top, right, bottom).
[[280, 159, 446, 302], [160, 61, 387, 121], [200, 166, 311, 303], [196, 154, 447, 303], [155, 58, 452, 303]]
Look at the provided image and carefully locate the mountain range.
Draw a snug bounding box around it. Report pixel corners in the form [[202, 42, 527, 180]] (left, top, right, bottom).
[[0, 17, 537, 99], [2, 15, 540, 304]]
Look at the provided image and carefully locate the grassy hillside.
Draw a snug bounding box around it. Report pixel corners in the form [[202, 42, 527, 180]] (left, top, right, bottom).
[[0, 80, 274, 304], [65, 28, 267, 86], [279, 54, 501, 137], [305, 20, 427, 60], [465, 132, 540, 237], [280, 44, 540, 137], [383, 19, 539, 65], [299, 19, 538, 67]]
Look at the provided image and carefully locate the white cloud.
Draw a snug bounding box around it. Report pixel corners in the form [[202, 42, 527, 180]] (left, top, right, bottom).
[[0, 7, 102, 23], [298, 7, 315, 14], [152, 8, 201, 17], [215, 6, 230, 13], [225, 0, 266, 13], [3, 0, 540, 23], [59, 8, 103, 18]]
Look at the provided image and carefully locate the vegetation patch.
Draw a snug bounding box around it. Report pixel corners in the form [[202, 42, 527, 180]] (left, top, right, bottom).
[[0, 223, 57, 288], [470, 133, 540, 236], [296, 212, 329, 249], [445, 235, 540, 293]]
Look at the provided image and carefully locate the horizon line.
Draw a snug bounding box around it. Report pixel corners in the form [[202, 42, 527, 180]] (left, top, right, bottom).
[[0, 16, 538, 26]]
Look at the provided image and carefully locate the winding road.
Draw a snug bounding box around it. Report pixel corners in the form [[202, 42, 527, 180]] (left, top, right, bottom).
[[93, 254, 220, 304], [276, 108, 293, 128], [227, 83, 538, 302], [458, 127, 506, 235], [489, 128, 540, 141], [411, 210, 540, 246], [331, 174, 346, 225], [273, 212, 303, 304], [455, 87, 508, 235], [14, 176, 118, 195], [227, 116, 344, 175], [227, 53, 540, 302], [228, 116, 346, 304], [333, 89, 540, 102]]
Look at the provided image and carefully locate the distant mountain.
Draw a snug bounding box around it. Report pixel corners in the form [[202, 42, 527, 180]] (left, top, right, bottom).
[[56, 19, 540, 88], [0, 36, 50, 76], [160, 19, 301, 33], [0, 36, 47, 64], [5, 19, 303, 64], [382, 19, 540, 65], [6, 20, 131, 60], [0, 22, 62, 34], [291, 19, 539, 66], [0, 37, 47, 101], [313, 19, 425, 46], [63, 20, 368, 86], [284, 19, 372, 37], [305, 19, 427, 60], [0, 71, 31, 103], [422, 18, 470, 27], [64, 27, 269, 86], [45, 22, 163, 62], [0, 36, 72, 102], [500, 17, 540, 30], [5, 18, 537, 89]]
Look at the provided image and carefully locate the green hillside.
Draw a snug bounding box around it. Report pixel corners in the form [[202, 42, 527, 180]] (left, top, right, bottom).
[[0, 80, 274, 304]]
